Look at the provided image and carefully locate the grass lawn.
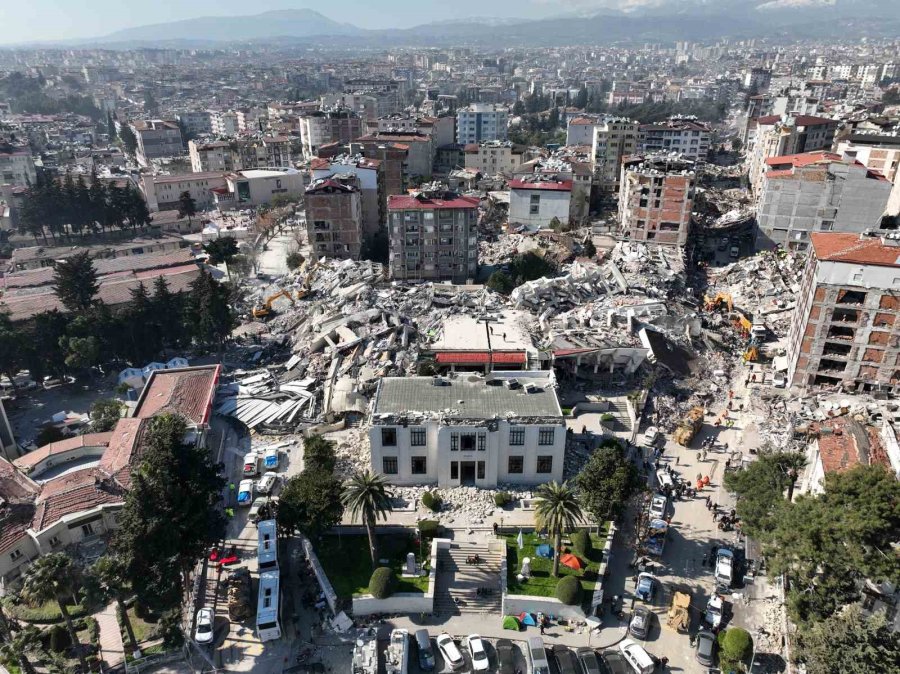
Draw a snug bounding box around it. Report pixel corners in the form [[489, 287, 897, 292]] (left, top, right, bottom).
[[9, 599, 88, 623], [315, 533, 430, 598], [504, 527, 608, 598], [124, 607, 158, 643]]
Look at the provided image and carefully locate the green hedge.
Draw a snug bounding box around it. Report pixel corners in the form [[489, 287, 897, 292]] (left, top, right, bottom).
[[418, 520, 441, 538], [571, 530, 590, 557], [555, 576, 583, 605], [494, 492, 512, 507], [369, 567, 394, 599], [421, 491, 442, 512], [9, 600, 89, 624], [48, 624, 70, 653]]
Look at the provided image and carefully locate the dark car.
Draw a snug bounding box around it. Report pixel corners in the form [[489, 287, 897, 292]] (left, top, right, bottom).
[[599, 651, 630, 674], [496, 639, 516, 674], [629, 606, 653, 640], [575, 647, 605, 674], [695, 630, 717, 667], [553, 646, 580, 674], [415, 629, 435, 671]]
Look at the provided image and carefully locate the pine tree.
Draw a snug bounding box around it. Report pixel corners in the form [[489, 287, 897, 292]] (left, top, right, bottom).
[[152, 276, 185, 351], [52, 251, 99, 312], [177, 191, 197, 224], [87, 169, 106, 234], [106, 111, 117, 140], [75, 174, 91, 237], [120, 123, 137, 156], [186, 270, 236, 355]]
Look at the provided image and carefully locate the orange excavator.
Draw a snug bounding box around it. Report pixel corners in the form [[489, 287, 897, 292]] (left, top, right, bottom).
[[252, 290, 295, 318]]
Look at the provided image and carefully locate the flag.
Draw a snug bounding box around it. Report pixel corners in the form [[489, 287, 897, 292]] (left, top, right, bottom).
[[517, 529, 524, 549]]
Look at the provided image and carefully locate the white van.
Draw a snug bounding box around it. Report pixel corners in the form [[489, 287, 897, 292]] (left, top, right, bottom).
[[618, 640, 655, 674], [527, 637, 551, 674], [655, 469, 674, 490]]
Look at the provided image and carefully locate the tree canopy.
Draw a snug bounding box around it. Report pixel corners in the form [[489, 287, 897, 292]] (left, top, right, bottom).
[[797, 604, 900, 674], [576, 441, 642, 523], [52, 251, 99, 312]]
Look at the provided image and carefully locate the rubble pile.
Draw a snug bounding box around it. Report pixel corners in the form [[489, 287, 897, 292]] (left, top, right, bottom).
[[511, 260, 629, 313], [389, 485, 535, 524]]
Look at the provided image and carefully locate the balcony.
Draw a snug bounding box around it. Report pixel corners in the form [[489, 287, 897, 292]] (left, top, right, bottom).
[[831, 308, 860, 324], [827, 325, 855, 341]]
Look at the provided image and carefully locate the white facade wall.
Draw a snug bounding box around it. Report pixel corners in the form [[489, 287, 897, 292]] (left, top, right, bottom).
[[299, 116, 328, 159], [0, 152, 36, 187], [368, 419, 565, 488], [456, 105, 509, 144], [509, 188, 572, 231], [566, 123, 596, 147]]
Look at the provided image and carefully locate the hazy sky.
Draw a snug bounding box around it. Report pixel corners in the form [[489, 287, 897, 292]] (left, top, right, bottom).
[[0, 0, 606, 44]]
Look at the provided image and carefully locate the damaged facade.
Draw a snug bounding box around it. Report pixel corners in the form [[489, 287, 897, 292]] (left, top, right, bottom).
[[619, 154, 696, 247]]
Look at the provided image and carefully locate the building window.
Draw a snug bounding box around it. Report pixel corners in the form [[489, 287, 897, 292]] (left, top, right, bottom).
[[820, 220, 834, 231], [451, 461, 459, 480], [508, 456, 524, 473], [460, 433, 476, 451], [81, 523, 95, 537], [381, 428, 397, 446], [477, 462, 485, 480], [410, 427, 426, 446], [451, 433, 459, 451], [48, 535, 61, 547], [537, 456, 553, 473], [538, 428, 556, 445], [9, 549, 22, 562], [383, 457, 398, 474], [509, 428, 525, 446], [411, 457, 427, 474], [478, 434, 486, 451]]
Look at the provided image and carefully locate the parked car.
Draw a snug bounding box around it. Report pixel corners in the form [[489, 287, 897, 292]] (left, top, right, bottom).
[[635, 573, 657, 602], [436, 633, 464, 671], [527, 637, 551, 674], [496, 639, 516, 674], [415, 629, 435, 671], [257, 472, 279, 495], [599, 650, 630, 674], [552, 646, 579, 674], [263, 446, 280, 470], [467, 635, 490, 672], [242, 451, 260, 477], [237, 479, 254, 506], [618, 640, 655, 674], [642, 426, 660, 448], [42, 375, 75, 389], [648, 493, 667, 519], [715, 548, 735, 591], [704, 594, 724, 629], [695, 630, 717, 666], [575, 647, 603, 674], [248, 497, 269, 523], [629, 606, 653, 640], [194, 608, 214, 644]]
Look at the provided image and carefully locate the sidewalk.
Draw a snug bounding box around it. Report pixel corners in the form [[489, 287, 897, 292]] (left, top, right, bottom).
[[95, 602, 126, 669]]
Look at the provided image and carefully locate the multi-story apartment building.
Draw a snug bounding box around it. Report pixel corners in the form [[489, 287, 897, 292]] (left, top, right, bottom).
[[131, 120, 184, 166], [368, 372, 565, 488], [356, 132, 434, 183], [565, 116, 603, 146], [387, 188, 479, 283], [748, 115, 838, 194], [141, 172, 226, 212], [592, 117, 640, 192], [298, 109, 363, 159], [743, 67, 772, 92], [310, 154, 385, 236], [619, 154, 696, 247], [836, 131, 900, 184], [212, 169, 305, 210], [210, 110, 240, 136], [508, 177, 573, 232], [756, 152, 891, 251], [189, 140, 238, 172], [189, 136, 294, 174], [176, 110, 213, 138], [0, 146, 36, 187], [638, 117, 711, 162], [463, 140, 524, 175], [305, 177, 363, 260], [786, 232, 900, 393], [456, 104, 508, 145]]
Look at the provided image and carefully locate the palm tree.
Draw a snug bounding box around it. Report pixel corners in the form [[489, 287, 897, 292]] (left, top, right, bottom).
[[0, 623, 42, 674], [341, 471, 394, 568], [21, 553, 88, 673], [535, 481, 584, 577], [87, 555, 139, 654]]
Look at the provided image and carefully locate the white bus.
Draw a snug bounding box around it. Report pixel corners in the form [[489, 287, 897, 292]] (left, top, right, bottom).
[[257, 519, 278, 572], [256, 569, 281, 642]]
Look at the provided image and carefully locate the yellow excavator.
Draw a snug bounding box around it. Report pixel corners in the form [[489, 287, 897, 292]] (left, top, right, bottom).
[[252, 290, 295, 319], [704, 292, 733, 312]]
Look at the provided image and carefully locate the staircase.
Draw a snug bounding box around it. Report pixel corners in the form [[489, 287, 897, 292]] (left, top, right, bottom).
[[607, 398, 633, 432], [433, 541, 503, 616]]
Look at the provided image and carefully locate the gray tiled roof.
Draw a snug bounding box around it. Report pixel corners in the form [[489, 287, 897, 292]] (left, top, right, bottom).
[[373, 377, 561, 419]]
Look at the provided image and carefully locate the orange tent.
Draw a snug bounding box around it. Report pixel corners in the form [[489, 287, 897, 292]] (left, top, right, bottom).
[[560, 553, 582, 570]]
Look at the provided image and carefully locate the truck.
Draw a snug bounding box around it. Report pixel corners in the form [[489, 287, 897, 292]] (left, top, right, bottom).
[[226, 567, 253, 620], [674, 407, 704, 447], [666, 591, 692, 633]]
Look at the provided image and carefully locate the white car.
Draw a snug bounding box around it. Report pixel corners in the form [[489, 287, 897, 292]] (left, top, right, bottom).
[[194, 608, 214, 644], [242, 451, 259, 477], [263, 446, 280, 470], [436, 633, 465, 671], [467, 635, 490, 672], [237, 479, 254, 506], [705, 594, 724, 628], [256, 472, 279, 495], [649, 493, 667, 519], [642, 426, 660, 448]]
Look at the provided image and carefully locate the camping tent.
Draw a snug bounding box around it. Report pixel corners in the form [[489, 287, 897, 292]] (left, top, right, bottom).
[[560, 553, 582, 570], [536, 544, 554, 558], [502, 615, 521, 631], [519, 612, 537, 626]]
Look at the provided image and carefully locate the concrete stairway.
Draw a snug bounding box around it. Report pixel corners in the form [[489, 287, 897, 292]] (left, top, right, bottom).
[[433, 541, 503, 616]]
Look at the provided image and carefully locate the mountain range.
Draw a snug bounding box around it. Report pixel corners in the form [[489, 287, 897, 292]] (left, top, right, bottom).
[[8, 2, 900, 49]]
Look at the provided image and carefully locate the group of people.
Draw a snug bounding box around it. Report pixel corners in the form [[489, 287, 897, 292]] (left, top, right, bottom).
[[465, 554, 482, 565]]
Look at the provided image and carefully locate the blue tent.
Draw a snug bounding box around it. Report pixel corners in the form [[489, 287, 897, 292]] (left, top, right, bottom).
[[536, 544, 554, 559], [519, 612, 537, 626]]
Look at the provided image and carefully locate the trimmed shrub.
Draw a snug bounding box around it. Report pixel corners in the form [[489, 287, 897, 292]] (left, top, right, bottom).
[[418, 519, 441, 538], [494, 492, 512, 507], [369, 567, 394, 599], [719, 627, 752, 662], [555, 576, 583, 605], [49, 624, 71, 653], [571, 530, 591, 558], [421, 491, 442, 512], [9, 599, 89, 624]]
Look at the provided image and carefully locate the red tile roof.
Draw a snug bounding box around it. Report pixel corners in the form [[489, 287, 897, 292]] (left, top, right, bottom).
[[0, 502, 35, 555], [793, 115, 836, 126], [810, 232, 900, 268], [0, 456, 39, 502], [132, 366, 220, 425], [31, 467, 125, 532], [756, 115, 781, 125], [814, 416, 888, 475], [14, 432, 113, 470], [434, 351, 526, 365], [509, 179, 573, 192], [388, 194, 480, 211], [764, 152, 842, 168]]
